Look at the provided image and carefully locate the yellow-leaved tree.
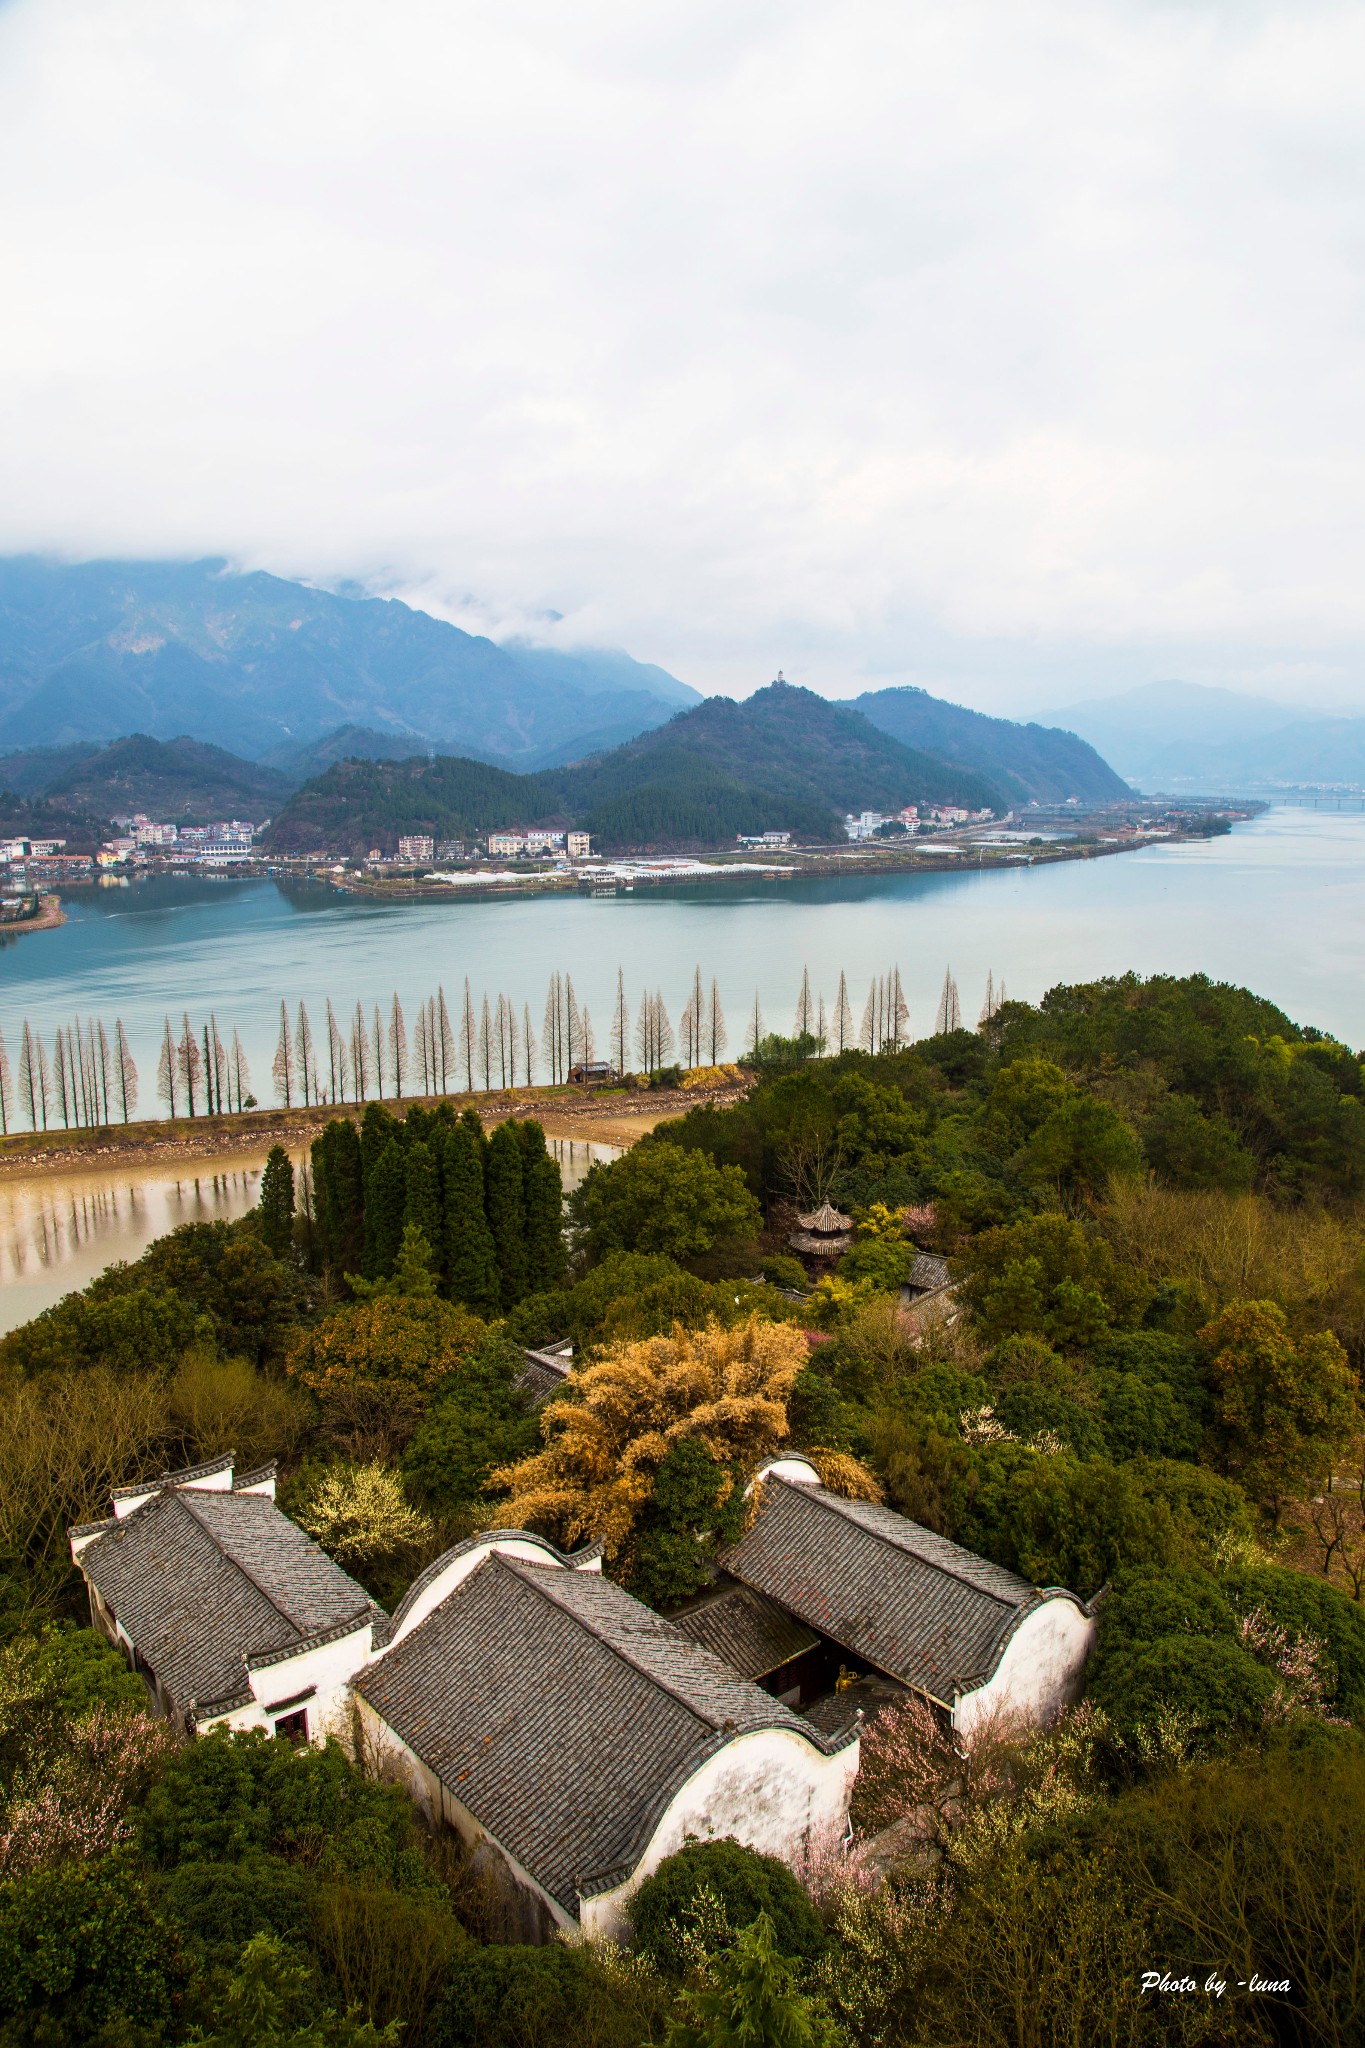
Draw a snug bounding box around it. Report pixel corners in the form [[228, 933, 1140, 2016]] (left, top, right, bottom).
[[492, 1314, 876, 1563]]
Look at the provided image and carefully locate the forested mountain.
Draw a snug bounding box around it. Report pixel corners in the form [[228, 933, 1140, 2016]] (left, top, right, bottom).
[[853, 685, 1130, 803], [0, 557, 698, 766], [262, 680, 1006, 853], [37, 734, 293, 821]]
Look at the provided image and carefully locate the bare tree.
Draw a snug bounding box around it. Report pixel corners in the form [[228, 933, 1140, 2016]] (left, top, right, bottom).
[[581, 1005, 597, 1065], [461, 979, 478, 1092], [372, 1004, 386, 1099], [0, 1025, 12, 1135], [350, 1002, 370, 1101], [294, 1004, 316, 1107], [566, 975, 583, 1073], [95, 1019, 114, 1125], [653, 990, 675, 1066], [388, 992, 408, 1099], [479, 993, 493, 1091], [860, 979, 879, 1053], [114, 1020, 138, 1122], [414, 998, 433, 1095], [795, 966, 814, 1038], [52, 1032, 73, 1129], [438, 986, 456, 1093], [833, 971, 854, 1054], [228, 1029, 248, 1114], [158, 1018, 180, 1117], [634, 988, 653, 1072], [543, 972, 566, 1084], [707, 978, 728, 1064], [610, 966, 629, 1076], [325, 1000, 345, 1102], [816, 993, 827, 1051], [522, 1001, 537, 1085], [178, 1013, 203, 1116], [935, 967, 962, 1035], [746, 988, 765, 1059], [273, 1000, 296, 1108], [889, 968, 910, 1049], [18, 1022, 51, 1130]]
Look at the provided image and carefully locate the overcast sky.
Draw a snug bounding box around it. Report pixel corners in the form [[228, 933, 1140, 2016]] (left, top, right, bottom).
[[4, 0, 1365, 712]]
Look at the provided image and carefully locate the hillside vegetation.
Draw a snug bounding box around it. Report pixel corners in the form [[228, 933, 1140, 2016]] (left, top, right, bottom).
[[854, 684, 1130, 804], [0, 969, 1361, 2043], [263, 680, 1007, 853]]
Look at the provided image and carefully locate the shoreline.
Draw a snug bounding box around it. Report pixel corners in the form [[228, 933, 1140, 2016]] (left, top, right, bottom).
[[0, 893, 65, 940], [0, 1082, 731, 1180]]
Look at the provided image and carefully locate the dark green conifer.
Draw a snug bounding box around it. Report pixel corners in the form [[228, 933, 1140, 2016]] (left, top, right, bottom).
[[257, 1145, 295, 1256], [367, 1137, 408, 1278], [438, 1126, 501, 1316], [402, 1138, 443, 1279], [517, 1119, 567, 1291], [460, 1107, 488, 1156], [485, 1121, 528, 1308], [310, 1119, 365, 1277]]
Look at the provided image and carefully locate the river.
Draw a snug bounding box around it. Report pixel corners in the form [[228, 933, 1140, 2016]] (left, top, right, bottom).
[[1, 804, 1361, 1328]]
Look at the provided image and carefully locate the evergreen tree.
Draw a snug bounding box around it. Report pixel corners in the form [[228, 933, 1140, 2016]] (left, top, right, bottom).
[[460, 1106, 487, 1157], [311, 1118, 365, 1276], [484, 1121, 529, 1308], [258, 1145, 295, 1255], [367, 1138, 408, 1279], [438, 1124, 501, 1315], [517, 1118, 567, 1291], [402, 1137, 443, 1276]]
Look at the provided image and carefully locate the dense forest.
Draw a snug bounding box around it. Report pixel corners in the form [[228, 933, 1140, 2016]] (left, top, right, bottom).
[[261, 683, 1006, 855], [1, 971, 1362, 2044]]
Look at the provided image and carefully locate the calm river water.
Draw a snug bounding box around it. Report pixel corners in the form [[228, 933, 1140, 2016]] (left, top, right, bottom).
[[1, 803, 1360, 1327]]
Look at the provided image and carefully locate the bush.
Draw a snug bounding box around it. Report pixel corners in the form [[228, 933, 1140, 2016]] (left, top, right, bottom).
[[285, 1296, 486, 1457], [432, 1942, 655, 2048], [0, 1855, 188, 2045], [139, 1730, 421, 1885], [628, 1838, 824, 1979], [157, 1851, 317, 1972], [570, 1142, 762, 1266]]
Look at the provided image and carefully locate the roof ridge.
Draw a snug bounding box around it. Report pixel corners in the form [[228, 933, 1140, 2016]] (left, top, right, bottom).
[[172, 1488, 309, 1641], [773, 1477, 1026, 1610], [495, 1555, 742, 1736]]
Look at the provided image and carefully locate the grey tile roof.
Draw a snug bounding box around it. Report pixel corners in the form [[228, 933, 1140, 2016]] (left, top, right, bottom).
[[670, 1582, 819, 1679], [515, 1346, 574, 1406], [907, 1252, 951, 1293], [721, 1477, 1072, 1703], [354, 1554, 850, 1915], [79, 1489, 377, 1711]]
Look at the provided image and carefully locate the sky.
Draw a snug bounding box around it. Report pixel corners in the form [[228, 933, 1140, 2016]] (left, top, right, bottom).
[[4, 0, 1365, 714]]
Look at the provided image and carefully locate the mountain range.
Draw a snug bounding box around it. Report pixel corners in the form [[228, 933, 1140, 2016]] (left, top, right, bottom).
[[261, 681, 1009, 854], [1043, 680, 1365, 791], [851, 686, 1129, 804], [0, 557, 699, 770]]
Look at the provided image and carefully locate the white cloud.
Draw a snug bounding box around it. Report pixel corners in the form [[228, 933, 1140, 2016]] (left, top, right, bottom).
[[3, 0, 1365, 709]]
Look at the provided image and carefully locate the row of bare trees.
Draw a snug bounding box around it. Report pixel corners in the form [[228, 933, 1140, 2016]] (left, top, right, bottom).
[[0, 1018, 139, 1134], [0, 961, 1004, 1133]]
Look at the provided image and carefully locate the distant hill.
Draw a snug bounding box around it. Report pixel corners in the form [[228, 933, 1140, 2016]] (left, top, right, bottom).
[[0, 557, 700, 767], [261, 725, 448, 781], [0, 741, 101, 800], [1038, 680, 1343, 790], [39, 734, 294, 822], [853, 686, 1129, 804], [262, 680, 1007, 854]]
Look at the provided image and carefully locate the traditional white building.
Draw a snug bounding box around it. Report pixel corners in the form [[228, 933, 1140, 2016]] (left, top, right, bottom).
[[70, 1453, 383, 1742], [693, 1456, 1096, 1738], [71, 1448, 1095, 1940]]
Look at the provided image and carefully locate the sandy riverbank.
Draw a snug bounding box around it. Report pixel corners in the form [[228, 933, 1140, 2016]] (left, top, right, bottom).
[[0, 1083, 735, 1181], [0, 893, 65, 940]]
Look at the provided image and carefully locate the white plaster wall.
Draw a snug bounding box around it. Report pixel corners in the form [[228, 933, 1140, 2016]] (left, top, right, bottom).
[[747, 1456, 821, 1494], [953, 1599, 1095, 1740], [582, 1726, 858, 1942], [380, 1536, 585, 1651], [248, 1621, 379, 1739]]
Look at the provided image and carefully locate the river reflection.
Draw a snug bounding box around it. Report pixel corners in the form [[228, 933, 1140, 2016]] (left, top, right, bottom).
[[0, 1136, 617, 1335]]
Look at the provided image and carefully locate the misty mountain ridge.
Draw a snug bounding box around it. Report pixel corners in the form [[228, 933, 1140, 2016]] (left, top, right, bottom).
[[1044, 679, 1365, 790], [851, 685, 1128, 804], [0, 556, 699, 770]]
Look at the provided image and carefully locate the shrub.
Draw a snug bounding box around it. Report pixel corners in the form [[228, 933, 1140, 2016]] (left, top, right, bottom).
[[157, 1850, 318, 1972], [285, 1296, 486, 1458], [294, 1462, 435, 1580], [628, 1838, 824, 1980], [570, 1142, 761, 1265], [432, 1942, 656, 2048], [0, 1854, 188, 2045]]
